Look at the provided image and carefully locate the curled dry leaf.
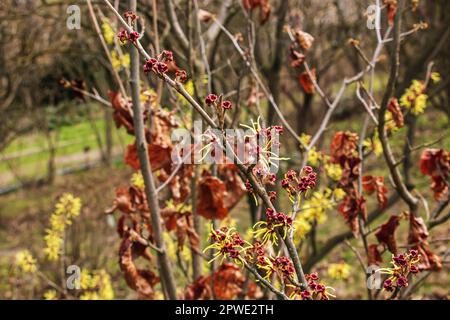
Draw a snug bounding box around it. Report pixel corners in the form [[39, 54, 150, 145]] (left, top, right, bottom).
[[375, 215, 400, 254], [337, 156, 361, 188], [387, 98, 404, 128], [119, 237, 159, 299], [217, 164, 246, 211], [338, 190, 367, 236], [331, 131, 359, 161], [362, 175, 388, 208], [408, 214, 442, 270], [419, 148, 449, 201], [109, 91, 144, 136], [299, 69, 316, 94], [242, 0, 271, 25], [294, 30, 315, 50], [384, 0, 398, 26], [196, 166, 246, 220], [197, 174, 228, 220], [160, 206, 199, 250], [184, 263, 261, 300], [158, 164, 194, 203], [289, 43, 305, 68], [124, 142, 172, 172], [368, 244, 383, 265]]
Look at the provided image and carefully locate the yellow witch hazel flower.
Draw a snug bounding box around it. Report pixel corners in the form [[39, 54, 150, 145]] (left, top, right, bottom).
[[363, 131, 382, 157], [131, 171, 145, 189], [301, 189, 334, 224], [101, 19, 115, 45], [43, 290, 58, 300], [324, 163, 343, 181], [293, 189, 336, 239], [299, 133, 322, 166], [400, 80, 428, 115], [328, 262, 351, 280], [111, 50, 130, 71], [293, 216, 312, 240], [253, 208, 292, 246], [430, 72, 440, 83], [79, 269, 114, 300], [15, 250, 37, 274], [332, 188, 346, 201], [44, 193, 81, 261], [204, 226, 251, 265]]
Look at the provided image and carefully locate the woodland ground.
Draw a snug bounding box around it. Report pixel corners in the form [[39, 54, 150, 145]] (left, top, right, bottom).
[[0, 109, 448, 299]]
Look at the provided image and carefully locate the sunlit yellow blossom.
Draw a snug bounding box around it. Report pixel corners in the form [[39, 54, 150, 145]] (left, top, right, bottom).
[[43, 290, 57, 300], [131, 172, 145, 189], [15, 250, 37, 274], [299, 133, 311, 148], [101, 19, 115, 45], [400, 80, 428, 115], [430, 72, 440, 83], [328, 262, 351, 280], [80, 268, 95, 290], [80, 292, 100, 300], [301, 190, 334, 224], [332, 188, 346, 201], [54, 193, 81, 220], [325, 163, 343, 181], [111, 51, 130, 71], [307, 147, 321, 167], [44, 194, 81, 261], [97, 269, 114, 300], [363, 131, 382, 157], [293, 217, 312, 239]]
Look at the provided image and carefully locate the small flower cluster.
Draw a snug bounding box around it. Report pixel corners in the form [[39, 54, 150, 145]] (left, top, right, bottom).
[[117, 29, 140, 43], [257, 255, 295, 280], [253, 208, 293, 245], [205, 93, 233, 110], [143, 50, 173, 75], [399, 79, 428, 115], [44, 193, 82, 261], [79, 268, 115, 300], [204, 227, 249, 264], [380, 249, 421, 292], [15, 250, 37, 274], [281, 166, 317, 201], [290, 273, 335, 300]]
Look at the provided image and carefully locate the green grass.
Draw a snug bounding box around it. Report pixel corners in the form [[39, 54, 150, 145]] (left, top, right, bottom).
[[0, 119, 133, 185]]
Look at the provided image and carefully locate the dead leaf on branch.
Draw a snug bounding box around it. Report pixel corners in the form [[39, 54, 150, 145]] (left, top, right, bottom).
[[408, 214, 442, 270], [119, 237, 159, 299], [375, 215, 400, 254], [362, 175, 388, 208], [184, 263, 261, 300]]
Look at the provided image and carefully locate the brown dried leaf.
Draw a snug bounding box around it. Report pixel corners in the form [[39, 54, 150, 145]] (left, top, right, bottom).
[[375, 215, 400, 254], [408, 214, 442, 270]]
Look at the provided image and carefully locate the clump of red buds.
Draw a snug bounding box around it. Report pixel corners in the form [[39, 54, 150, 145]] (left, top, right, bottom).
[[266, 208, 293, 228], [380, 249, 421, 292], [290, 273, 335, 300], [123, 11, 138, 21], [253, 208, 293, 245], [128, 30, 140, 42], [281, 166, 317, 199], [273, 256, 296, 279], [175, 69, 188, 83], [143, 50, 180, 76], [205, 93, 232, 111], [257, 255, 296, 281], [118, 29, 128, 43]]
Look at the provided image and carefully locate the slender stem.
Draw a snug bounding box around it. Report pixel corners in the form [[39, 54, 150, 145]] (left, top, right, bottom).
[[128, 0, 177, 299]]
